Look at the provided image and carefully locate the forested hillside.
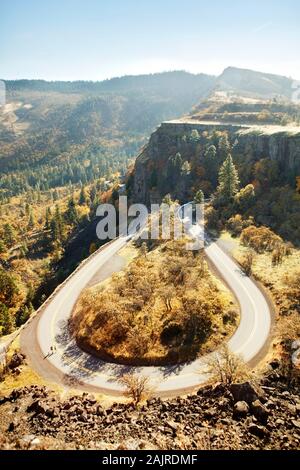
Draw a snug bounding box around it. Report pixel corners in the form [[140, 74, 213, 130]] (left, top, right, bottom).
[[0, 71, 214, 336], [0, 71, 214, 198]]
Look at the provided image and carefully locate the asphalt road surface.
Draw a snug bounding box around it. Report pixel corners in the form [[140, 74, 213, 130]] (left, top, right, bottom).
[[20, 210, 272, 395]]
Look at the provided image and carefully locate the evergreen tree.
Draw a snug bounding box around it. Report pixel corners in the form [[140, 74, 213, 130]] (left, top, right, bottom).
[[16, 301, 33, 327], [194, 189, 204, 205], [53, 189, 59, 201], [217, 155, 240, 202], [90, 186, 97, 204], [52, 240, 63, 262], [190, 129, 200, 143], [27, 209, 35, 230], [0, 239, 6, 256], [0, 302, 14, 336], [45, 207, 52, 229], [20, 242, 28, 258], [205, 145, 217, 160], [204, 144, 218, 186], [3, 223, 16, 247], [65, 196, 79, 225], [25, 202, 30, 216], [0, 269, 19, 308], [51, 205, 64, 242], [218, 135, 231, 160], [167, 153, 183, 185], [26, 284, 35, 304], [181, 161, 191, 176], [79, 186, 88, 205]]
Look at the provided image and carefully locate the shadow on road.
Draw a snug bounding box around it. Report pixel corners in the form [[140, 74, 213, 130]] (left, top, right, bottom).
[[53, 318, 192, 387]]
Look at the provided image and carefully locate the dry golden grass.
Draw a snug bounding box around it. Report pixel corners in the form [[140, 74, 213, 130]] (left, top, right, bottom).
[[0, 363, 51, 397], [0, 338, 61, 397], [220, 231, 300, 350], [221, 231, 300, 288], [0, 338, 117, 404]]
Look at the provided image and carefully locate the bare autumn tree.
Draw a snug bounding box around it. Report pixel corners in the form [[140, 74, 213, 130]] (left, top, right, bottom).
[[272, 242, 292, 266], [157, 286, 176, 312], [118, 374, 153, 406], [206, 345, 252, 386], [240, 250, 255, 276], [140, 242, 148, 257]]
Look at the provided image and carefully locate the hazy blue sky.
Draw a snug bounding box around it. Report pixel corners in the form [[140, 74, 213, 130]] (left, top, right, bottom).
[[1, 0, 299, 80]]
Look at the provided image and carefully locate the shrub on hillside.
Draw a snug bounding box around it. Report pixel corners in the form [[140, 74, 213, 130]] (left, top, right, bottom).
[[241, 225, 283, 253], [205, 206, 221, 231], [240, 250, 256, 276], [234, 184, 256, 212], [226, 214, 255, 237], [117, 374, 153, 406]]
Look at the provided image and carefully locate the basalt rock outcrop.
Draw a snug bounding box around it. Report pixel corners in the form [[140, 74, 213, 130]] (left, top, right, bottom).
[[0, 372, 300, 450], [132, 120, 300, 205]]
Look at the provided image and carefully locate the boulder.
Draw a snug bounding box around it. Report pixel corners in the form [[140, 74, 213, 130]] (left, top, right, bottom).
[[27, 400, 49, 415], [204, 407, 217, 419], [8, 419, 18, 432], [264, 400, 276, 410], [9, 389, 23, 401], [82, 393, 97, 404], [46, 407, 60, 418], [30, 437, 41, 448], [269, 360, 280, 370], [166, 420, 178, 432], [218, 398, 231, 410], [287, 404, 297, 415], [291, 340, 300, 351], [230, 382, 265, 405], [251, 400, 269, 425], [23, 434, 36, 443], [220, 418, 231, 425], [8, 352, 26, 370], [248, 423, 269, 439], [233, 401, 249, 418], [20, 434, 40, 448]]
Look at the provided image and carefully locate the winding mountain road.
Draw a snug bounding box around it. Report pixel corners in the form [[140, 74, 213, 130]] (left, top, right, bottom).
[[20, 209, 272, 396]]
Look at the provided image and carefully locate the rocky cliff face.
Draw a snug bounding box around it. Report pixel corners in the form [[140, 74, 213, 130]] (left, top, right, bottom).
[[235, 129, 300, 170], [132, 120, 300, 205]]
